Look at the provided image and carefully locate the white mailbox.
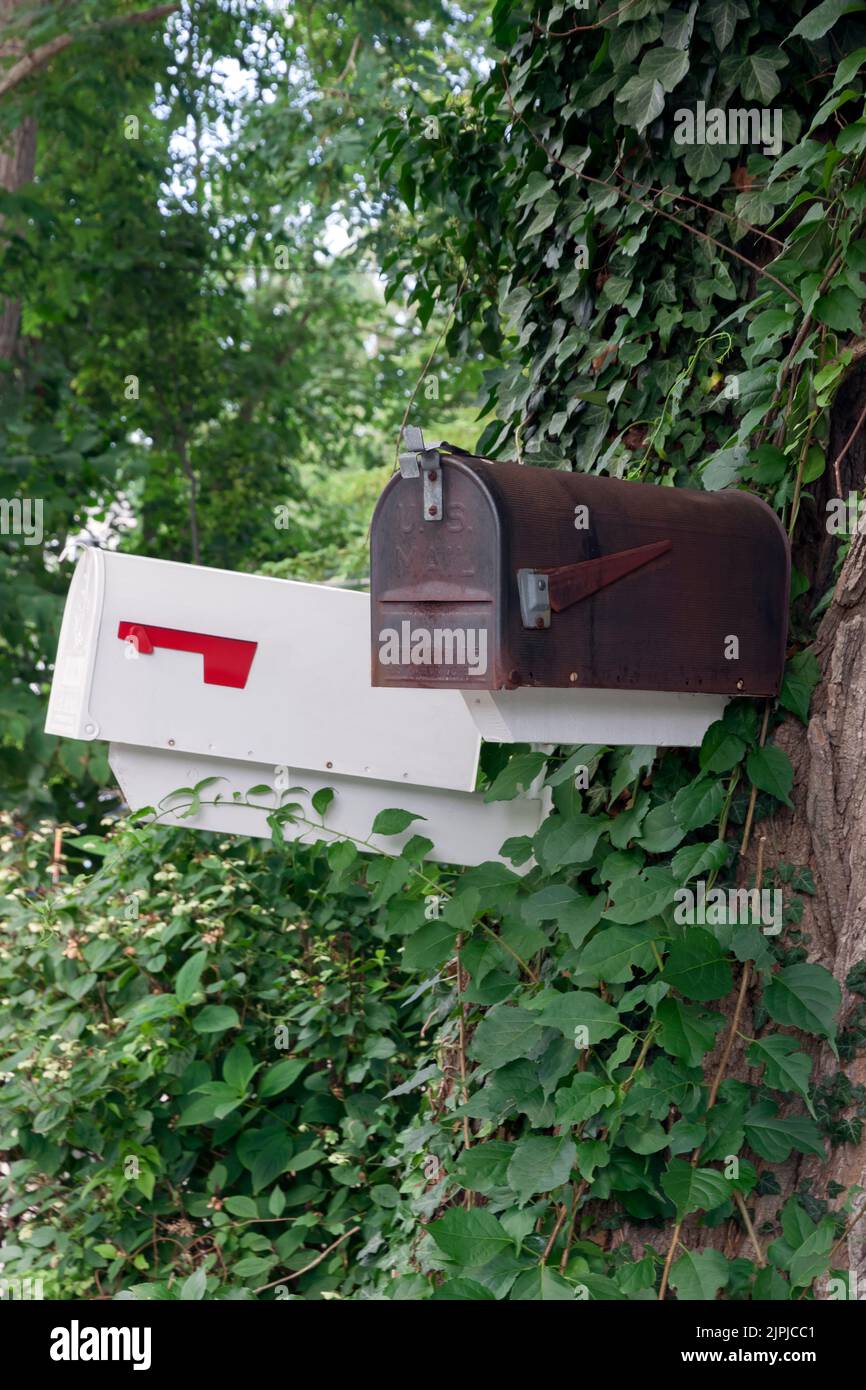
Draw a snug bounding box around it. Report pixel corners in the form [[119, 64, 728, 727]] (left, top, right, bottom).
[[45, 549, 545, 866]]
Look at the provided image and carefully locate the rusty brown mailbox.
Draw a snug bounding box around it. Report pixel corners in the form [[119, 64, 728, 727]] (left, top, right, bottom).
[[370, 431, 789, 727]]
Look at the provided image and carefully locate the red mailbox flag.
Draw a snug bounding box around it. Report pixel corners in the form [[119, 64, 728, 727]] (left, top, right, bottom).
[[117, 622, 257, 689]]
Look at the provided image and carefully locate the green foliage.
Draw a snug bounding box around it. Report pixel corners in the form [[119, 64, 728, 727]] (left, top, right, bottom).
[[3, 0, 866, 1304], [0, 814, 424, 1299]]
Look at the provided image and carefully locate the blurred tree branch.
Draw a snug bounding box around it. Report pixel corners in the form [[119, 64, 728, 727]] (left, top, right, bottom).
[[0, 2, 179, 100]]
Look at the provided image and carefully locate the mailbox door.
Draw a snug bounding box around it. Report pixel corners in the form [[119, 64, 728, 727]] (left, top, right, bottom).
[[371, 461, 505, 688]]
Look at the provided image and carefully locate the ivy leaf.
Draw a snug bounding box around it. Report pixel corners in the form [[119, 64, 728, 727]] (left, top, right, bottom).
[[672, 776, 724, 832], [534, 812, 606, 872], [780, 649, 821, 724], [575, 1139, 610, 1182], [554, 1072, 617, 1126], [609, 745, 656, 803], [522, 886, 604, 948], [530, 989, 622, 1044], [791, 0, 866, 41], [744, 1101, 826, 1162], [638, 801, 687, 853], [431, 1279, 496, 1301], [506, 1135, 576, 1199], [704, 0, 749, 50], [815, 285, 863, 333], [453, 1142, 514, 1193], [371, 807, 426, 836], [427, 1209, 513, 1267], [603, 867, 675, 924], [763, 963, 841, 1045], [515, 171, 554, 208], [672, 840, 729, 884], [669, 1248, 731, 1301], [545, 744, 605, 787], [746, 746, 794, 808], [577, 924, 660, 983], [615, 74, 666, 132], [639, 46, 690, 94], [223, 1043, 256, 1095], [522, 884, 581, 922], [747, 1036, 815, 1116], [485, 752, 547, 802], [193, 1004, 240, 1035], [468, 1004, 546, 1071], [523, 192, 559, 239], [684, 143, 727, 182], [789, 1219, 836, 1289], [509, 1266, 576, 1300], [663, 3, 698, 49], [657, 998, 725, 1066], [661, 1159, 733, 1220], [620, 1116, 671, 1154], [700, 721, 746, 774], [831, 45, 866, 91], [401, 917, 456, 973], [175, 950, 208, 1006], [663, 928, 734, 1001], [741, 50, 788, 103], [251, 1132, 294, 1192], [701, 446, 746, 491]]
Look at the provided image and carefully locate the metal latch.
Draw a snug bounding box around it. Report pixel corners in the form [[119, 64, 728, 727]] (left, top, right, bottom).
[[517, 569, 551, 629], [398, 426, 442, 522]]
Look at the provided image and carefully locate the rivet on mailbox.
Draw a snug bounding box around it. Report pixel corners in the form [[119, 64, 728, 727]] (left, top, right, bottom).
[[371, 431, 790, 748]]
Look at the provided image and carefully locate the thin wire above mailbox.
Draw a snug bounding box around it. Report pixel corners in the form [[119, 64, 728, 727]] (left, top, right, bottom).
[[371, 433, 790, 747]]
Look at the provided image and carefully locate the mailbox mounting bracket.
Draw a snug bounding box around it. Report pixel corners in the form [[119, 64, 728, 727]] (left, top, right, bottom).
[[398, 426, 442, 522]]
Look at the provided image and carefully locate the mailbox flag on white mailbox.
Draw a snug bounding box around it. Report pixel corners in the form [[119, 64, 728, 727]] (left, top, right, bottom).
[[45, 548, 545, 866]]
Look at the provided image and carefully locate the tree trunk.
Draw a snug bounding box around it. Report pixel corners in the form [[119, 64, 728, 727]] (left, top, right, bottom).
[[0, 0, 37, 365], [612, 379, 866, 1291]]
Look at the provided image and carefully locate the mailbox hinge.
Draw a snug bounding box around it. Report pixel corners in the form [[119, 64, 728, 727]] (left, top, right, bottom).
[[398, 426, 443, 522], [517, 569, 551, 629]]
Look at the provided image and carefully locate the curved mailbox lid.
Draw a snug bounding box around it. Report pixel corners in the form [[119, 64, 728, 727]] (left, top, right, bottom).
[[371, 449, 790, 698], [45, 548, 482, 793]]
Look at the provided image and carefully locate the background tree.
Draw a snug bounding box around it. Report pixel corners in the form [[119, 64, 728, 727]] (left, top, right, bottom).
[[3, 0, 866, 1303]]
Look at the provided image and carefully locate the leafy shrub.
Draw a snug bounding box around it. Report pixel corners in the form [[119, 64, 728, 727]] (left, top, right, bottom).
[[0, 813, 424, 1299]]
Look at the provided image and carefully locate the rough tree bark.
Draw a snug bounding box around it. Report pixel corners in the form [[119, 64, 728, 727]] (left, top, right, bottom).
[[612, 374, 866, 1292], [756, 370, 866, 1292]]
